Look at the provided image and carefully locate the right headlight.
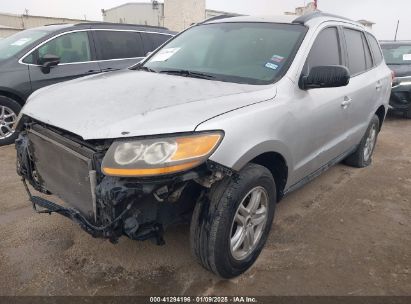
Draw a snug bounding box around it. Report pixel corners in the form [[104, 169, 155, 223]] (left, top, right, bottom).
[[101, 131, 223, 177]]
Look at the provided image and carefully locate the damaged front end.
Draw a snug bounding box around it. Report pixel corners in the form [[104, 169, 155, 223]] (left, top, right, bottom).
[[16, 121, 231, 244]]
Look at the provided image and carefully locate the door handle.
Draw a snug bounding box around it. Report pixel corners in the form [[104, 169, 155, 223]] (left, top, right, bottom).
[[376, 81, 383, 90], [341, 97, 352, 109]]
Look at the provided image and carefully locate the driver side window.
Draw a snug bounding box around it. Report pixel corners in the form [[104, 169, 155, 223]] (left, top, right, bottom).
[[37, 31, 91, 64], [304, 27, 342, 74]]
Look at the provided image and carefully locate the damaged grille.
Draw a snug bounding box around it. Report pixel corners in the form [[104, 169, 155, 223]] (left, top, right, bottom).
[[27, 124, 97, 220]]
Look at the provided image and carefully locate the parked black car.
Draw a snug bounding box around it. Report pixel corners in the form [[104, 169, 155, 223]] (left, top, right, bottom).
[[380, 40, 411, 118], [0, 23, 174, 145]]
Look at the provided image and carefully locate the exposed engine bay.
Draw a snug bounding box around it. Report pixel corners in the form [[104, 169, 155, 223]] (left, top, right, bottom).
[[15, 121, 232, 244]]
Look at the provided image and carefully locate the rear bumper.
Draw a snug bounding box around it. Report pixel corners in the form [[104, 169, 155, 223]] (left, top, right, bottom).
[[15, 123, 213, 243]]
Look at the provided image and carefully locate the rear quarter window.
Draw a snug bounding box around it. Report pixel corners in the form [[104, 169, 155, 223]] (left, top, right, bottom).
[[366, 33, 383, 65]]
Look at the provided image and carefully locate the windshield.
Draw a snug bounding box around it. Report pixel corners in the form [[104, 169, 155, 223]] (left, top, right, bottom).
[[381, 43, 411, 65], [143, 22, 307, 85], [0, 29, 49, 61]]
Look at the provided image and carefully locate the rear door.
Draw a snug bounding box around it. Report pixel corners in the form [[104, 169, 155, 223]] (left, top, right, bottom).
[[27, 31, 101, 91], [93, 30, 146, 72], [341, 28, 380, 147]]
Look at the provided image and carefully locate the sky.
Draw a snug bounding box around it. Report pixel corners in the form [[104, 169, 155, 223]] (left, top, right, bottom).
[[1, 0, 409, 40]]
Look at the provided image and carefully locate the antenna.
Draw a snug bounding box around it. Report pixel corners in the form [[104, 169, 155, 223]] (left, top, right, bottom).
[[394, 20, 400, 41]]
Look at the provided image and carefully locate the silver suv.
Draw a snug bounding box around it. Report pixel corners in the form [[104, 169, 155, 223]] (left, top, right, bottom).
[[15, 12, 391, 278]]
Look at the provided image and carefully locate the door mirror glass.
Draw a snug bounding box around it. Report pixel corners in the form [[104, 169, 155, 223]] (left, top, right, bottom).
[[38, 54, 60, 74], [300, 65, 350, 90]]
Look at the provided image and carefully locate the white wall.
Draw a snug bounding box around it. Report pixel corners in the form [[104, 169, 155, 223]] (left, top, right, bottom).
[[103, 3, 164, 27]]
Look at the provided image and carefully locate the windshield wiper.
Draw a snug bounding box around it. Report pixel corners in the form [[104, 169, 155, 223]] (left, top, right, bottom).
[[158, 69, 216, 80]]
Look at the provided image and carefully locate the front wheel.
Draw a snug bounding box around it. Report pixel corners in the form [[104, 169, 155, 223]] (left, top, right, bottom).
[[0, 96, 21, 146], [190, 164, 276, 278], [344, 115, 380, 168]]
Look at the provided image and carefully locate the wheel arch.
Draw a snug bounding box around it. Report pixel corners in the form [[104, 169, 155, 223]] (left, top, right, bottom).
[[0, 88, 26, 107], [249, 152, 288, 201], [231, 142, 291, 201], [375, 105, 386, 131]]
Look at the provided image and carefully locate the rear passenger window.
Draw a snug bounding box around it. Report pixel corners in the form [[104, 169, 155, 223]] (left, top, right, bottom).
[[343, 29, 369, 75], [305, 27, 341, 72], [94, 31, 144, 60], [366, 33, 383, 65]]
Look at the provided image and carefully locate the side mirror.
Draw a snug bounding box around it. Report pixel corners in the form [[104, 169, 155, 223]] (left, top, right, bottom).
[[300, 65, 350, 90], [38, 54, 60, 74]]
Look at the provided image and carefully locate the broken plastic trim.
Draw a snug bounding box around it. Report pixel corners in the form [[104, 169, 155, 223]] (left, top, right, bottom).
[[21, 178, 135, 236]]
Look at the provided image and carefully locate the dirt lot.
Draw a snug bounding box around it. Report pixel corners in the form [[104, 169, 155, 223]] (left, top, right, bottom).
[[0, 114, 410, 296]]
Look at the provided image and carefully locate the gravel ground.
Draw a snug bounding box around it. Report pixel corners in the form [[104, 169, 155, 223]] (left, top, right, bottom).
[[0, 114, 410, 296]]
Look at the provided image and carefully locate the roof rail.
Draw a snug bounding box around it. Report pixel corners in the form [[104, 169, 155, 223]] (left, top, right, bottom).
[[293, 11, 354, 24], [74, 22, 168, 30], [202, 14, 243, 24]]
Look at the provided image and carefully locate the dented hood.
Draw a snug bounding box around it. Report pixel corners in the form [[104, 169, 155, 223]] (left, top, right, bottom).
[[22, 70, 276, 140]]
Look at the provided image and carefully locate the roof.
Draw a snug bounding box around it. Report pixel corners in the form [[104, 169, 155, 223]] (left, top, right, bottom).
[[205, 15, 297, 25], [204, 11, 361, 27]]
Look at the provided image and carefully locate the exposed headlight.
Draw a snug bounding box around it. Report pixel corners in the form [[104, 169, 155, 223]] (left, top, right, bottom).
[[102, 132, 223, 177]]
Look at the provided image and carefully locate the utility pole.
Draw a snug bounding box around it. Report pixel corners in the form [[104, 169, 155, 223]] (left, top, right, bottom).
[[394, 20, 400, 41]]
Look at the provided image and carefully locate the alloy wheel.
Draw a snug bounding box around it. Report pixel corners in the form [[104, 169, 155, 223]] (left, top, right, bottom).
[[0, 106, 17, 140], [230, 186, 269, 261]]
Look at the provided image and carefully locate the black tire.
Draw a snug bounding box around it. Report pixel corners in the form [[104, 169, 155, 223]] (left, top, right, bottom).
[[190, 163, 276, 278], [0, 96, 22, 146], [344, 115, 380, 168], [405, 108, 411, 119]]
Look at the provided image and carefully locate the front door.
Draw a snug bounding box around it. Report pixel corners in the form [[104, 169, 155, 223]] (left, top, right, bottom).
[[28, 31, 101, 92], [292, 26, 352, 181]]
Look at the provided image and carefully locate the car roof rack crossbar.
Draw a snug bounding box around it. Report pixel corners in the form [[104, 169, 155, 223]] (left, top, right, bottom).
[[74, 22, 168, 30], [293, 11, 353, 24]]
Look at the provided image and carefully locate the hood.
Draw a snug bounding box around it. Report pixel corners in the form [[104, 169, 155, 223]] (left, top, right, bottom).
[[388, 64, 411, 78], [22, 70, 276, 140]]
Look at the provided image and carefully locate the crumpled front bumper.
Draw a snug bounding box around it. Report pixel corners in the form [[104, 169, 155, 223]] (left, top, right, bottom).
[[15, 123, 212, 244]]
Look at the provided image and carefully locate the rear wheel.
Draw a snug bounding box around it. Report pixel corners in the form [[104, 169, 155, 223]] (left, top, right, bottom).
[[344, 115, 380, 168], [190, 163, 276, 278], [0, 96, 21, 146]]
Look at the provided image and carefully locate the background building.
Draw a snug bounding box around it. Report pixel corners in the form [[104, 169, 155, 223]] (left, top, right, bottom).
[[102, 0, 237, 31], [357, 19, 375, 30], [0, 11, 93, 37], [284, 2, 317, 16], [102, 2, 164, 27]]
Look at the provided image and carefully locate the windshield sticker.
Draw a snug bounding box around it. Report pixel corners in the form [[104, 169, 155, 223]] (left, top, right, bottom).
[[265, 62, 279, 70], [403, 54, 411, 61], [270, 55, 285, 63], [150, 47, 181, 62], [11, 38, 32, 46]]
